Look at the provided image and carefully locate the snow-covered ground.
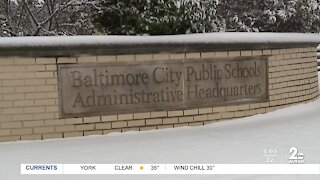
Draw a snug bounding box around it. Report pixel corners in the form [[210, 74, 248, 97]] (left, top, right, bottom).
[[0, 75, 320, 180]]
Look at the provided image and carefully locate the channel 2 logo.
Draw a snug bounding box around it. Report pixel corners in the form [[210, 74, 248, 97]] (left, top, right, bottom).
[[288, 147, 304, 164]]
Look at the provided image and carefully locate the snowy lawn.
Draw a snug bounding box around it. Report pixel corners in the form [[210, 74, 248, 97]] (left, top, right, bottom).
[[0, 76, 319, 180]]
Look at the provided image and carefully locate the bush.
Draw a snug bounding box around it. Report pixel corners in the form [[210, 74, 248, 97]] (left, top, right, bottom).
[[95, 0, 221, 35]]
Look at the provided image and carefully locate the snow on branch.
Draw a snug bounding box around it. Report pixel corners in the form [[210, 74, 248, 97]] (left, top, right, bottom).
[[1, 0, 102, 36]]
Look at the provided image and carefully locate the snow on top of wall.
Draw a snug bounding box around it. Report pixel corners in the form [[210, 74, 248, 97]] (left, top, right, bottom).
[[0, 32, 320, 48]]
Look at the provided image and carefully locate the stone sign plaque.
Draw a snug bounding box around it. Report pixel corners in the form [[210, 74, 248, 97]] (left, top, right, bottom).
[[58, 57, 268, 118]]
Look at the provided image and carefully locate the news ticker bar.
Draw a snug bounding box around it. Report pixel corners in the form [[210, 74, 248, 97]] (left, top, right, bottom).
[[21, 164, 320, 175]]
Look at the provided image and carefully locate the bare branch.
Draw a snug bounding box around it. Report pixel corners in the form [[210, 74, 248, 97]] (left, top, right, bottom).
[[2, 27, 18, 36], [6, 0, 10, 16], [85, 1, 103, 11], [22, 0, 40, 28], [60, 23, 76, 26], [40, 0, 78, 26], [45, 0, 53, 30], [1, 0, 101, 36], [1, 12, 20, 36], [33, 0, 79, 35]]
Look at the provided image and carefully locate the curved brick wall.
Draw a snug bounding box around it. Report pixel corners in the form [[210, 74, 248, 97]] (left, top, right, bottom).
[[0, 33, 319, 142]]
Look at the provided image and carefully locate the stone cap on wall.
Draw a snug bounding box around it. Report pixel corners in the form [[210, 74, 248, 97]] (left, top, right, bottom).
[[0, 33, 320, 57]]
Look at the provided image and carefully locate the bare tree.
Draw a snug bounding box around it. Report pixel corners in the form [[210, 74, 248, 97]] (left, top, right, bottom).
[[0, 0, 103, 36]]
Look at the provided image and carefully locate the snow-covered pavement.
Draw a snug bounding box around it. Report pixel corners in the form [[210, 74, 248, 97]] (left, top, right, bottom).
[[0, 76, 319, 180]]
